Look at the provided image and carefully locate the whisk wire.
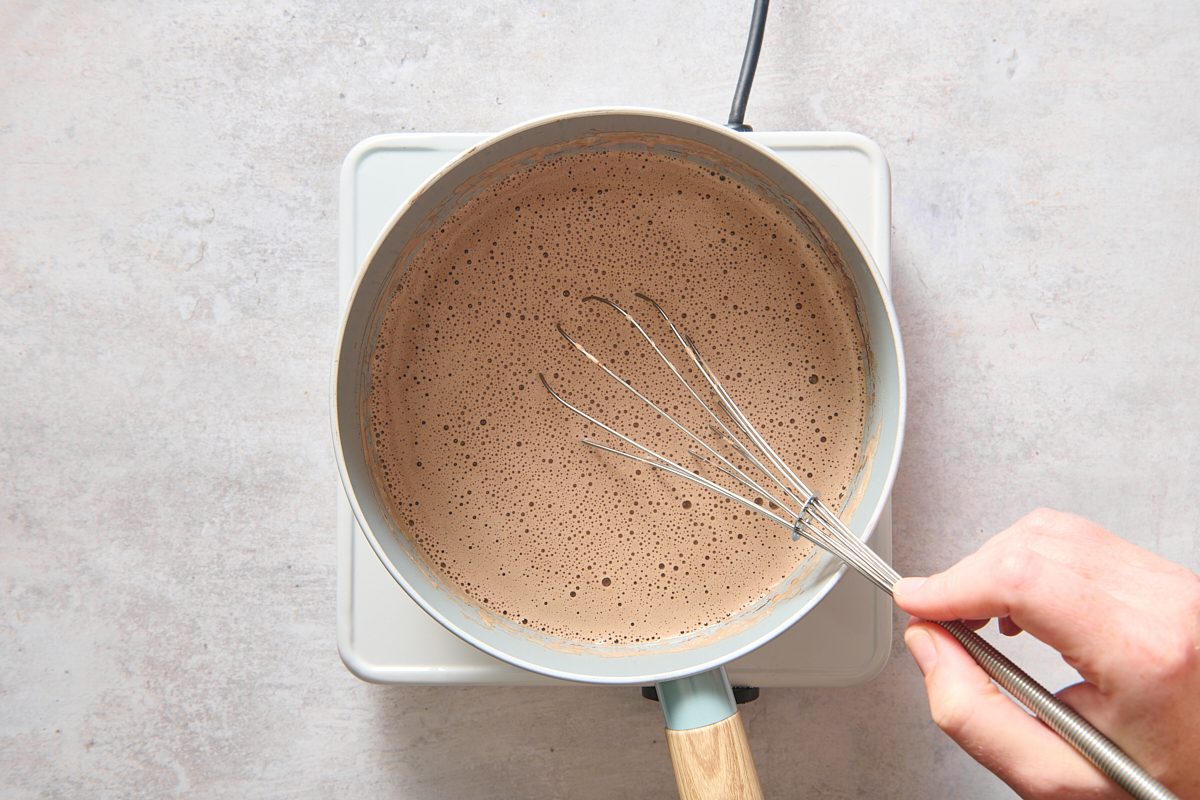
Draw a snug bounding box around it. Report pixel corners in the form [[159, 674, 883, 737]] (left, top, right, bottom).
[[541, 295, 1177, 800], [580, 437, 795, 530], [635, 295, 898, 589], [545, 294, 895, 592], [575, 296, 796, 508], [634, 293, 813, 511]]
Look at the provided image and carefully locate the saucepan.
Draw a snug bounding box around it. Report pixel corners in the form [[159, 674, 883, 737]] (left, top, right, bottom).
[[332, 108, 905, 798]]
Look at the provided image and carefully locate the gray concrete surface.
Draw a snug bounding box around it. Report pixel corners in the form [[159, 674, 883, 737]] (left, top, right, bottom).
[[2, 1, 1197, 797]]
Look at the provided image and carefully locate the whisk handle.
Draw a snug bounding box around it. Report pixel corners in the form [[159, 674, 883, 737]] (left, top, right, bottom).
[[936, 620, 1177, 800]]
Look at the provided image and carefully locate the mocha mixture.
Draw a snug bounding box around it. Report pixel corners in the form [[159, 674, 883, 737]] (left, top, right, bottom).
[[367, 139, 869, 644]]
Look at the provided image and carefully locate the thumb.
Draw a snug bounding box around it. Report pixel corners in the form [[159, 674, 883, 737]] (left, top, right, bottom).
[[903, 621, 1111, 799]]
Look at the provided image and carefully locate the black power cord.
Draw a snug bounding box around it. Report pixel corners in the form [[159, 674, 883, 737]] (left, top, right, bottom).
[[726, 0, 770, 132]]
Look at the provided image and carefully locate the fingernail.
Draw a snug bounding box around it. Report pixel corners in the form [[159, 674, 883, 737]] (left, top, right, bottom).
[[893, 577, 927, 598], [904, 626, 937, 675]]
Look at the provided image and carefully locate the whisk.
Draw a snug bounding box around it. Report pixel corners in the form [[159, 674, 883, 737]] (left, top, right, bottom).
[[540, 293, 1175, 800]]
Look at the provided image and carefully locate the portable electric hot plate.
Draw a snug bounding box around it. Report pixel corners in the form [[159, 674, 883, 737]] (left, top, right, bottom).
[[337, 131, 894, 688]]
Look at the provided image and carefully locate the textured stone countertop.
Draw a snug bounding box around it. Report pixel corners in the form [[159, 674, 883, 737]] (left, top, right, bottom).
[[2, 3, 1197, 798]]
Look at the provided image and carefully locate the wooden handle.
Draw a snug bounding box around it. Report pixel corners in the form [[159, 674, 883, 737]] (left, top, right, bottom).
[[666, 711, 763, 800]]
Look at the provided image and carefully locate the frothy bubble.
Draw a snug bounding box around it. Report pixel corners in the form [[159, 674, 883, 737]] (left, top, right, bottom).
[[366, 142, 869, 644]]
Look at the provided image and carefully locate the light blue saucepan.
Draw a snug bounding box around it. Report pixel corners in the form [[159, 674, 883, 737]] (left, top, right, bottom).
[[331, 108, 905, 798]]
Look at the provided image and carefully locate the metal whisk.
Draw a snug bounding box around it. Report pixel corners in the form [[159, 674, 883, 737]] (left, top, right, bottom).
[[541, 294, 1175, 800]]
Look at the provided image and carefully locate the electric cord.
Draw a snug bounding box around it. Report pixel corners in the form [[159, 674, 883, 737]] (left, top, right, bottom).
[[727, 0, 770, 131]]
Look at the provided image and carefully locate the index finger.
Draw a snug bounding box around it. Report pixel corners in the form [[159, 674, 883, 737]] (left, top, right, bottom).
[[893, 542, 1133, 681]]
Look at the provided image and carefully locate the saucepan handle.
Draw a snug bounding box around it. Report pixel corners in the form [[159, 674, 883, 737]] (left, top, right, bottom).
[[657, 667, 764, 800]]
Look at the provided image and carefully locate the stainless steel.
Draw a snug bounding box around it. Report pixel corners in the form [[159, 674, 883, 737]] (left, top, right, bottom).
[[936, 621, 1176, 800], [544, 295, 1176, 800], [333, 109, 906, 687]]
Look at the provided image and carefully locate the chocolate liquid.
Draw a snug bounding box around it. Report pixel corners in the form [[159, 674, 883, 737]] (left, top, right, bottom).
[[367, 138, 868, 644]]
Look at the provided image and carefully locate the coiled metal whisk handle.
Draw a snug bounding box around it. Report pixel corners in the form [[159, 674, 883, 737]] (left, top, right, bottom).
[[540, 294, 1178, 800], [931, 619, 1176, 800], [808, 515, 1175, 799], [859, 556, 1174, 798]]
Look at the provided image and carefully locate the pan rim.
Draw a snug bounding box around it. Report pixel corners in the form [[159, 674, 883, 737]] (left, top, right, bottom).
[[331, 106, 907, 685]]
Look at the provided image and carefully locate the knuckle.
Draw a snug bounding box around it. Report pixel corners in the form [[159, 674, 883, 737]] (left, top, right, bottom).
[[1018, 507, 1105, 547], [998, 508, 1110, 554], [928, 686, 974, 737], [993, 545, 1040, 594], [993, 508, 1060, 550], [1143, 631, 1199, 682], [1181, 570, 1200, 617], [1021, 506, 1062, 533]]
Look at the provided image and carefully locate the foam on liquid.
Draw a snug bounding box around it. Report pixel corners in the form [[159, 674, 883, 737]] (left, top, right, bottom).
[[367, 140, 868, 644]]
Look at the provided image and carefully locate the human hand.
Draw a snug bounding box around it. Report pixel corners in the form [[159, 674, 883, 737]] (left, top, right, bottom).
[[893, 508, 1200, 799]]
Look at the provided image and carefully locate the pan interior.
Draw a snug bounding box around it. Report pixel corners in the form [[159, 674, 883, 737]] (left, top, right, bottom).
[[359, 129, 875, 654]]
